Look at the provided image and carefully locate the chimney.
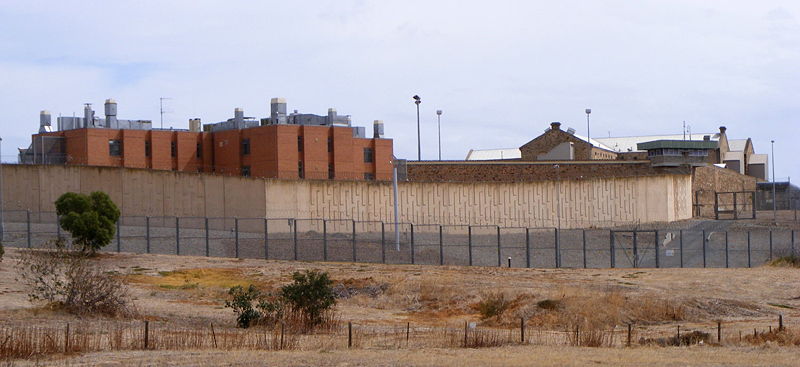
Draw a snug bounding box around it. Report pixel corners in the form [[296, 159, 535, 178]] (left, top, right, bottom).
[[189, 118, 201, 132], [719, 126, 727, 134], [234, 108, 244, 126], [550, 122, 562, 131], [270, 97, 287, 124], [104, 98, 117, 128], [373, 120, 384, 138], [327, 108, 337, 125]]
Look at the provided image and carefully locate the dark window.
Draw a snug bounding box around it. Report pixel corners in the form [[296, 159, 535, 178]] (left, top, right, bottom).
[[327, 137, 333, 153], [242, 139, 250, 155], [241, 166, 251, 177], [364, 172, 375, 180], [363, 147, 374, 163], [109, 140, 122, 157], [171, 141, 177, 157], [328, 163, 334, 179], [298, 161, 304, 178], [145, 141, 151, 157], [196, 143, 202, 158], [298, 136, 304, 152]]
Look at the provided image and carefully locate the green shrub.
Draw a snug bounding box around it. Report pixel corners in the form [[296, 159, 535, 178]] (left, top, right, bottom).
[[224, 270, 337, 329], [537, 299, 562, 310], [55, 191, 120, 254], [280, 270, 336, 326], [476, 292, 511, 320], [225, 285, 264, 328], [768, 254, 800, 268]]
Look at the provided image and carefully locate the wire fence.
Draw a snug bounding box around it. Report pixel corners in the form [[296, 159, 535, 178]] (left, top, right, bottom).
[[0, 211, 797, 268]]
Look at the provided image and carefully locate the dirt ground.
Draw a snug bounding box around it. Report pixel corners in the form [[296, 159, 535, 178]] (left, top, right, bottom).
[[1, 247, 799, 366]]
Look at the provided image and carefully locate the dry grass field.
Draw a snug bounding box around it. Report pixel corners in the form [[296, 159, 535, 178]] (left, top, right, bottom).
[[1, 246, 799, 366]]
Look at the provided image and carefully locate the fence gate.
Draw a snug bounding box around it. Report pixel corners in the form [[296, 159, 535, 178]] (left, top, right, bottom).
[[715, 191, 756, 220], [610, 230, 658, 268]]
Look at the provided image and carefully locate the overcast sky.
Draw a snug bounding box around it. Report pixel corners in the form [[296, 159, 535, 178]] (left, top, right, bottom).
[[1, 1, 798, 181]]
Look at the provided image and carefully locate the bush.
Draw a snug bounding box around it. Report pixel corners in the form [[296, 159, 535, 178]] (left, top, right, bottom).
[[55, 191, 120, 254], [475, 292, 511, 320], [537, 299, 561, 310], [225, 270, 337, 330], [281, 270, 336, 326], [769, 254, 800, 268], [15, 240, 133, 316]]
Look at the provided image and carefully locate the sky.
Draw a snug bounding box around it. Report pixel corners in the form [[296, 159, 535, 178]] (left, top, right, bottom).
[[1, 1, 798, 181]]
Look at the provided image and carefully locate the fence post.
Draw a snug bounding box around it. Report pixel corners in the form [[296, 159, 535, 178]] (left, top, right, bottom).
[[747, 231, 752, 268], [439, 225, 444, 266], [717, 321, 721, 343], [264, 217, 269, 260], [26, 210, 31, 248], [654, 230, 660, 268], [679, 229, 684, 268], [626, 324, 632, 347], [468, 226, 473, 266], [792, 230, 796, 256], [65, 323, 70, 353], [779, 314, 784, 331], [724, 231, 729, 268], [175, 217, 180, 256], [702, 230, 707, 268], [144, 320, 149, 350], [610, 231, 616, 268], [351, 219, 357, 262], [769, 230, 773, 261], [145, 216, 151, 254], [582, 229, 587, 269], [292, 219, 298, 261], [496, 226, 502, 267], [525, 228, 531, 269], [210, 322, 217, 348], [205, 217, 210, 257], [554, 228, 560, 268], [380, 222, 386, 264], [234, 217, 239, 259], [348, 322, 353, 348], [56, 214, 61, 241], [116, 219, 121, 253], [633, 231, 638, 268], [520, 318, 525, 343], [410, 223, 415, 265], [323, 220, 328, 261]]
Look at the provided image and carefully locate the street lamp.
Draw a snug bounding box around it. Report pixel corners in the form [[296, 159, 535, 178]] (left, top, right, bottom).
[[413, 95, 421, 161], [585, 108, 592, 143], [436, 110, 443, 160], [771, 140, 776, 221]]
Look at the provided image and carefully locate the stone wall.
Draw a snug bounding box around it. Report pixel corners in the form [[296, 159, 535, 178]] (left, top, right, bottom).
[[1, 164, 693, 228], [692, 165, 757, 218]]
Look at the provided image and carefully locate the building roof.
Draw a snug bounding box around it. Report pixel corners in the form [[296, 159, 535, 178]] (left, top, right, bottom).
[[727, 139, 749, 151], [594, 133, 719, 153], [723, 150, 744, 161], [749, 153, 768, 165], [571, 133, 614, 151], [637, 140, 719, 150], [465, 148, 521, 160]]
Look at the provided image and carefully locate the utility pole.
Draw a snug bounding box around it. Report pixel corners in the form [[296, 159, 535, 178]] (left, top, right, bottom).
[[159, 97, 172, 129], [772, 140, 777, 222], [0, 136, 4, 241], [436, 110, 443, 160]]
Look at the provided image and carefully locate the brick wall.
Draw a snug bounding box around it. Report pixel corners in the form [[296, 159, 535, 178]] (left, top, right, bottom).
[[406, 161, 688, 183], [692, 165, 757, 218]]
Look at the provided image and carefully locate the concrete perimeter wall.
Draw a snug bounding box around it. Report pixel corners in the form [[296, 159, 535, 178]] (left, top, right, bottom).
[[1, 164, 693, 228]]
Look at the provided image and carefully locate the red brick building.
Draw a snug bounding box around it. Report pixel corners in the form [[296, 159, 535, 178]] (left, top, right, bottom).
[[23, 99, 393, 181]]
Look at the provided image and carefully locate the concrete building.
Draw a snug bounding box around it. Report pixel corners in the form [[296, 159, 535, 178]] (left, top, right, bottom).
[[19, 98, 393, 181]]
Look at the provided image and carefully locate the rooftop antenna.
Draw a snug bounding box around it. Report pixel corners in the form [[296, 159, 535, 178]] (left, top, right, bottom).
[[159, 97, 172, 129]]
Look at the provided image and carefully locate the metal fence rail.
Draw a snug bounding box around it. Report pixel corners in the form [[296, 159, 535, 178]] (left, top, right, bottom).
[[0, 211, 796, 269]]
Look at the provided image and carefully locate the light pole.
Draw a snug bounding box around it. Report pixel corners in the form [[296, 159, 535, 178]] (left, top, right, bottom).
[[413, 95, 421, 161], [585, 108, 592, 143], [554, 164, 562, 230], [436, 109, 442, 160], [771, 140, 776, 221]]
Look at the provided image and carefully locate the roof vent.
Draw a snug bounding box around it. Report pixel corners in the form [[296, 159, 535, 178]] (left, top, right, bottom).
[[566, 127, 576, 135], [703, 135, 710, 141]]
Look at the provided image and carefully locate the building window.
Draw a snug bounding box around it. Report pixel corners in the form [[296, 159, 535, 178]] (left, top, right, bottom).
[[241, 166, 251, 177], [109, 140, 122, 157], [145, 141, 151, 157], [298, 136, 304, 152], [328, 163, 334, 179], [689, 149, 708, 157], [363, 147, 374, 163], [241, 139, 250, 155], [196, 143, 202, 158], [327, 137, 333, 153], [298, 161, 304, 178], [364, 172, 375, 180], [171, 141, 177, 157]]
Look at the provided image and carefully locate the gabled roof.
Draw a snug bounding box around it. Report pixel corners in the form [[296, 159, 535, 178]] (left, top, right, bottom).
[[727, 139, 749, 152], [465, 148, 521, 160]]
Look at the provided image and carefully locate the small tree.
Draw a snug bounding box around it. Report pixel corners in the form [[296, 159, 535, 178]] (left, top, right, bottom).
[[55, 191, 120, 254]]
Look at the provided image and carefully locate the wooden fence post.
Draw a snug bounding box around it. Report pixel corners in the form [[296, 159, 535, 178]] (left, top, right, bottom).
[[348, 322, 353, 348], [779, 314, 784, 331], [406, 322, 410, 347], [210, 322, 218, 348], [64, 323, 70, 353], [626, 324, 632, 347], [144, 321, 149, 350], [717, 321, 721, 343], [280, 323, 285, 350], [520, 318, 525, 343], [464, 321, 468, 348]]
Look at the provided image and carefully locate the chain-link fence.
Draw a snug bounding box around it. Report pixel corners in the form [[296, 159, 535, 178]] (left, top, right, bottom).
[[0, 211, 796, 268]]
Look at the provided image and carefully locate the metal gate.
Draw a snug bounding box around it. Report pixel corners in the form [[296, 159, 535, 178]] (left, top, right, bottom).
[[610, 230, 658, 268], [715, 191, 756, 220]]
